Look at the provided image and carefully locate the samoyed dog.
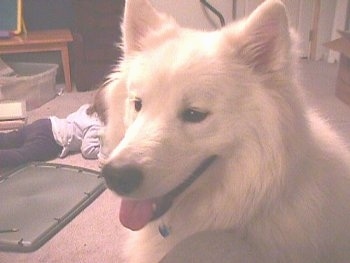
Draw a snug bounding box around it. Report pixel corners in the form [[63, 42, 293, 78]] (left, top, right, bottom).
[[101, 0, 350, 262]]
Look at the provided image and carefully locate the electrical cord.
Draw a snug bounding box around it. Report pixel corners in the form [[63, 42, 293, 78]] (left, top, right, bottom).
[[199, 0, 225, 27]]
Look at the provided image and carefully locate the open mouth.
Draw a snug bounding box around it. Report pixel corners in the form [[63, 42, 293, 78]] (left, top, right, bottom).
[[119, 155, 217, 231]]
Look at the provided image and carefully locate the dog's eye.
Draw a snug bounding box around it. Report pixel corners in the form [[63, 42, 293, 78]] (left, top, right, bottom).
[[134, 98, 142, 112], [181, 108, 209, 123]]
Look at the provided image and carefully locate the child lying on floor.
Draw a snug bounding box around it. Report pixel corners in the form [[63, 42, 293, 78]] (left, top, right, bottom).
[[0, 88, 107, 169]]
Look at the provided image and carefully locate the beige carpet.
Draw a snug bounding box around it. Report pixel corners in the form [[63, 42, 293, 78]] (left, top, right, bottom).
[[0, 90, 128, 263]]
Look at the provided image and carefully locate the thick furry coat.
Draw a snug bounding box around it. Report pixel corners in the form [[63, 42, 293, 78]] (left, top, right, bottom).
[[102, 0, 350, 262]]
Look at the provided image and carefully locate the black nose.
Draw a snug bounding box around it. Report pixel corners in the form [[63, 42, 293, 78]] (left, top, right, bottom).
[[102, 164, 143, 195]]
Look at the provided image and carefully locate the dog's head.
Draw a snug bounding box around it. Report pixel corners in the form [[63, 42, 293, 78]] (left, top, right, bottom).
[[102, 0, 299, 231]]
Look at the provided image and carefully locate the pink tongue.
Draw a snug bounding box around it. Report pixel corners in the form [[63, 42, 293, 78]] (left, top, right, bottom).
[[119, 199, 154, 231]]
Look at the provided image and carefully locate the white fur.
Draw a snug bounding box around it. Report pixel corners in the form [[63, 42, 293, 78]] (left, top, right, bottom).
[[103, 0, 350, 262]]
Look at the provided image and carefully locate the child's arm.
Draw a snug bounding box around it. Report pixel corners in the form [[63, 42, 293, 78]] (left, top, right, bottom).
[[81, 126, 101, 159]]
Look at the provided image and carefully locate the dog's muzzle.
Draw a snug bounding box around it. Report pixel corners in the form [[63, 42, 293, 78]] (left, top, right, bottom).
[[102, 155, 217, 197], [101, 155, 217, 230]]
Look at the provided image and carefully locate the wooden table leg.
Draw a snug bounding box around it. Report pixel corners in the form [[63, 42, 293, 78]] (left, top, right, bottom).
[[60, 44, 72, 92]]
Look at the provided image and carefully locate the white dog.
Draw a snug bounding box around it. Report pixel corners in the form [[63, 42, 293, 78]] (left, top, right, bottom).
[[101, 0, 350, 262]]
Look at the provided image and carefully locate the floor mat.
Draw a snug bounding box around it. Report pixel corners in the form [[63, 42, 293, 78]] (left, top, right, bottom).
[[0, 162, 105, 253]]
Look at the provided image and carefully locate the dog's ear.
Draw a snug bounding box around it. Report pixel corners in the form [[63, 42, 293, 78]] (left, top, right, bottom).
[[122, 0, 176, 54], [228, 0, 291, 73]]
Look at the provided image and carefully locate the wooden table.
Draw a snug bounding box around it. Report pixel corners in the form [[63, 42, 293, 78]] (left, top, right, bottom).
[[0, 29, 74, 92]]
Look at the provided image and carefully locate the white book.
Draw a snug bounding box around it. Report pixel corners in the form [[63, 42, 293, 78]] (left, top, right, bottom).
[[0, 119, 26, 131], [0, 100, 26, 121]]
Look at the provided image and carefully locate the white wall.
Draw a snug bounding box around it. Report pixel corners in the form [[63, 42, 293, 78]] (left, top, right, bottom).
[[328, 0, 349, 63], [317, 0, 337, 60], [150, 0, 345, 61], [150, 0, 234, 30]]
